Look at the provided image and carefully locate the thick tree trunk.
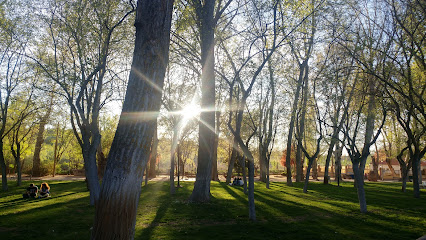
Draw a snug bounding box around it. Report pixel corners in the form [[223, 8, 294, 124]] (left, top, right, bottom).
[[412, 153, 421, 198], [190, 0, 216, 203], [83, 147, 101, 205], [259, 147, 267, 182], [148, 122, 158, 178], [32, 116, 49, 177], [334, 142, 343, 185], [312, 158, 318, 180], [353, 162, 367, 213], [92, 1, 173, 239]]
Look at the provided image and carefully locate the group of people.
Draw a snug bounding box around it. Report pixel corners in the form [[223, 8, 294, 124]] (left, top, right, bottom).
[[231, 177, 244, 186], [23, 182, 51, 199]]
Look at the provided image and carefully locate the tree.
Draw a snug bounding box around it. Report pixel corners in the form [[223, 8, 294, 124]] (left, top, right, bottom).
[[189, 0, 217, 203], [0, 7, 29, 190], [31, 0, 135, 205], [92, 0, 174, 239]]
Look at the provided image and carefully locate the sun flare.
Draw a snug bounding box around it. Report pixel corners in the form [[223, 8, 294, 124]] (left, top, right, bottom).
[[180, 103, 201, 120]]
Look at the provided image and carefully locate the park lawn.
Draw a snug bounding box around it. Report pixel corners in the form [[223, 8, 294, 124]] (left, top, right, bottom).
[[0, 180, 425, 240]]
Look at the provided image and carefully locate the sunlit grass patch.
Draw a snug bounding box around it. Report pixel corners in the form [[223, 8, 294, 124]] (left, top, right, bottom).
[[1, 179, 425, 239]]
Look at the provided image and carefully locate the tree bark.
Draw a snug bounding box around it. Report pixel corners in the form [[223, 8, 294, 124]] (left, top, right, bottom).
[[92, 1, 173, 239], [32, 110, 51, 177], [0, 141, 7, 191], [285, 61, 306, 186], [353, 162, 367, 213], [148, 121, 158, 178], [226, 141, 237, 184], [296, 65, 309, 182], [211, 111, 220, 181], [190, 0, 216, 203]]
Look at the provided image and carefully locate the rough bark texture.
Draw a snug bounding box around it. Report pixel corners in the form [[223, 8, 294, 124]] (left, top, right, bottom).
[[285, 61, 306, 186], [32, 111, 50, 177], [92, 1, 173, 239], [225, 141, 237, 184], [189, 0, 216, 203], [334, 142, 343, 185], [296, 67, 309, 182]]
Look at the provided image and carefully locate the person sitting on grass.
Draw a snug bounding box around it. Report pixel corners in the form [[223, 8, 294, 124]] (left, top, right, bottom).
[[23, 183, 38, 199], [39, 182, 50, 198]]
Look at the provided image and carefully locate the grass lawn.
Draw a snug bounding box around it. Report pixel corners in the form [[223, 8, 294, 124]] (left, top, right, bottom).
[[1, 180, 425, 239]]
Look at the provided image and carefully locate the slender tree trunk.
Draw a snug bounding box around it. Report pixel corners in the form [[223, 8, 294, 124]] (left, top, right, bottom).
[[211, 111, 220, 181], [324, 137, 336, 184], [97, 141, 107, 179], [285, 62, 306, 186], [266, 160, 270, 189], [0, 141, 7, 191], [92, 1, 173, 239], [241, 156, 247, 194], [148, 122, 158, 178], [248, 156, 256, 221], [226, 142, 237, 184], [303, 158, 314, 193], [170, 127, 178, 194], [53, 123, 59, 177], [14, 145, 22, 186]]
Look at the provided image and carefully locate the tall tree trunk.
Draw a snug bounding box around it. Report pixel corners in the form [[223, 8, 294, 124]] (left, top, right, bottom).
[[312, 158, 318, 180], [32, 111, 51, 177], [248, 156, 256, 221], [303, 158, 314, 193], [190, 0, 216, 203], [353, 162, 367, 213], [97, 141, 107, 179], [211, 111, 220, 181], [12, 143, 22, 186], [0, 141, 7, 191], [148, 121, 158, 178], [241, 156, 247, 194], [285, 61, 306, 186], [53, 123, 59, 177], [324, 137, 337, 184], [296, 65, 309, 182], [334, 142, 343, 186], [412, 152, 421, 198], [170, 127, 178, 194], [92, 1, 173, 239], [226, 142, 237, 184]]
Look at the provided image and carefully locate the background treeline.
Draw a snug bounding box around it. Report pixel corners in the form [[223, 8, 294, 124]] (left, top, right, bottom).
[[0, 0, 424, 206]]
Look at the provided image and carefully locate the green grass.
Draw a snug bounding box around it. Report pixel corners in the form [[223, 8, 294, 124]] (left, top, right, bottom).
[[1, 180, 425, 239]]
